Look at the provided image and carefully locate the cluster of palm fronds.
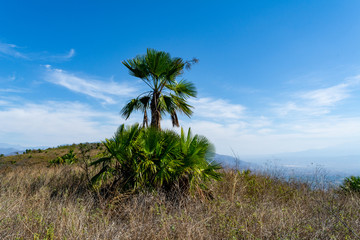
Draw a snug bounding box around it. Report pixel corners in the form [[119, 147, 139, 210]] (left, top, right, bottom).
[[121, 49, 197, 129], [49, 149, 77, 165], [90, 124, 222, 194]]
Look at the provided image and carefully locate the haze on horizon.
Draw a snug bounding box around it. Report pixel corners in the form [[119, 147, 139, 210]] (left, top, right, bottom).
[[1, 1, 360, 167]]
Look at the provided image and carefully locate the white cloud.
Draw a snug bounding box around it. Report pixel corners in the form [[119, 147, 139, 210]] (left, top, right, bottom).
[[0, 88, 25, 93], [1, 97, 359, 157], [0, 42, 28, 59], [0, 73, 17, 82], [66, 48, 75, 58], [0, 41, 75, 61], [190, 97, 246, 120], [0, 101, 122, 147], [44, 66, 137, 104], [0, 100, 9, 106], [172, 115, 360, 155], [41, 48, 75, 61], [274, 101, 330, 116], [162, 82, 360, 155], [275, 80, 360, 116], [300, 83, 350, 107]]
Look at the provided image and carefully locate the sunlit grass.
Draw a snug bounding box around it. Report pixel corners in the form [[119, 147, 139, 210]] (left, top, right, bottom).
[[0, 145, 359, 239]]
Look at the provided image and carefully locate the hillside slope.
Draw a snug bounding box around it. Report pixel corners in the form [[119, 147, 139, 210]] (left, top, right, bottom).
[[0, 143, 359, 239]]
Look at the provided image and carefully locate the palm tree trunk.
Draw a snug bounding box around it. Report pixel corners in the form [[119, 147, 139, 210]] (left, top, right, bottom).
[[143, 109, 148, 128], [150, 92, 161, 129]]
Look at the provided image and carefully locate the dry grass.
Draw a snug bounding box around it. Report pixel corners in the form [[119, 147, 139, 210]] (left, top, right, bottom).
[[0, 143, 103, 168], [0, 148, 360, 239]]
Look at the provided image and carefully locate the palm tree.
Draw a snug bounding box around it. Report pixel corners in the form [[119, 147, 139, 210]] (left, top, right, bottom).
[[121, 49, 197, 129], [90, 123, 221, 193]]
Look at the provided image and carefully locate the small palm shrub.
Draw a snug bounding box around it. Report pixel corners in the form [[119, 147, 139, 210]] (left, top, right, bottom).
[[49, 149, 77, 165], [341, 176, 360, 193], [90, 123, 221, 194]]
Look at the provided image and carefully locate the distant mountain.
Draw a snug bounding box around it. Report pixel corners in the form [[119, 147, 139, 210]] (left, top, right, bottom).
[[0, 143, 49, 156], [0, 143, 24, 155], [229, 144, 360, 176], [0, 143, 24, 149], [214, 154, 257, 170], [214, 151, 358, 186], [248, 153, 360, 176], [221, 146, 360, 186], [0, 147, 21, 155]]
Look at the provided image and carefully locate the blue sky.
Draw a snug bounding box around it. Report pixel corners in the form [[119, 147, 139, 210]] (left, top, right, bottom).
[[1, 0, 360, 157]]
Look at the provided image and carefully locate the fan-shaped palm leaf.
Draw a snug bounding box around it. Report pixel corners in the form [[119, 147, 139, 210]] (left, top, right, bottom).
[[90, 124, 222, 193], [121, 49, 198, 129]]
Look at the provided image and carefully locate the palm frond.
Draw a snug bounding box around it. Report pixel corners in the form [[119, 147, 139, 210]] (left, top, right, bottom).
[[167, 80, 197, 98], [120, 98, 141, 119], [171, 94, 194, 117], [121, 49, 198, 129]]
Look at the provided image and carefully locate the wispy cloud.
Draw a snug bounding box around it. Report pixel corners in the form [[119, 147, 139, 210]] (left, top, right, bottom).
[[65, 48, 75, 58], [274, 101, 331, 116], [299, 83, 350, 107], [0, 73, 17, 83], [190, 97, 246, 121], [0, 41, 75, 61], [44, 65, 137, 104], [0, 42, 28, 59], [38, 48, 75, 61], [0, 88, 25, 93], [0, 100, 9, 106], [275, 79, 360, 116]]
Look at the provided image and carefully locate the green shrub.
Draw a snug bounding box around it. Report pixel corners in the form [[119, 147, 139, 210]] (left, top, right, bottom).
[[341, 176, 360, 193], [49, 149, 77, 165], [90, 123, 222, 194]]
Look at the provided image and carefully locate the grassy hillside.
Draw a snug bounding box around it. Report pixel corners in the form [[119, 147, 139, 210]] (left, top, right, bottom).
[[0, 143, 102, 169], [0, 143, 359, 239]]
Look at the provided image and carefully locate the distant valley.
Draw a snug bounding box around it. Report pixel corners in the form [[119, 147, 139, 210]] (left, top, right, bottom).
[[2, 143, 359, 185]]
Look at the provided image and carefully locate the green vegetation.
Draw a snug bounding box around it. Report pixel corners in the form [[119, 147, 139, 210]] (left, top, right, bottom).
[[341, 175, 360, 193], [90, 123, 221, 194], [49, 149, 77, 165], [121, 49, 197, 129], [96, 49, 221, 196], [25, 149, 43, 154]]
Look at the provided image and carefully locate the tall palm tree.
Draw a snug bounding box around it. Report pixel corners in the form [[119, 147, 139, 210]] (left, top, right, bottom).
[[121, 49, 197, 129]]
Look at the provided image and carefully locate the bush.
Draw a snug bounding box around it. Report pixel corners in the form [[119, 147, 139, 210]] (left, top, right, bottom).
[[90, 123, 222, 194], [49, 149, 77, 165], [341, 176, 360, 193]]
